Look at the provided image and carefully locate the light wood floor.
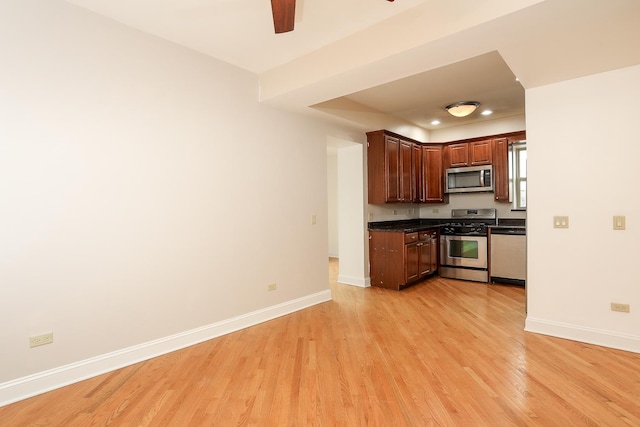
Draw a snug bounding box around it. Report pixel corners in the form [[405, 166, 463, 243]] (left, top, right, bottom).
[[3, 259, 640, 426]]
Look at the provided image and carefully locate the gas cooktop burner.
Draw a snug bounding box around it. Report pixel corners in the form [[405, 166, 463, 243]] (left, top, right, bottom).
[[441, 209, 497, 236]]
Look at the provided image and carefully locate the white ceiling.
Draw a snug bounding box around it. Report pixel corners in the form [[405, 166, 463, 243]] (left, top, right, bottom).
[[314, 51, 524, 130], [64, 0, 428, 73], [64, 0, 640, 133]]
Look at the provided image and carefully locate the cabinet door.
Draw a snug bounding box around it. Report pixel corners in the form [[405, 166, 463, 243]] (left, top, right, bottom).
[[422, 145, 444, 203], [470, 140, 492, 165], [385, 136, 400, 202], [412, 143, 423, 202], [370, 231, 405, 290], [430, 233, 438, 274], [445, 143, 468, 169], [405, 242, 420, 283], [418, 240, 431, 278], [367, 132, 386, 204], [369, 232, 386, 287], [493, 137, 509, 202], [399, 139, 413, 202]]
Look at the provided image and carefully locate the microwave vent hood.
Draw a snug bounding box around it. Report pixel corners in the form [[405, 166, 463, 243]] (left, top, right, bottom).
[[445, 165, 494, 194]]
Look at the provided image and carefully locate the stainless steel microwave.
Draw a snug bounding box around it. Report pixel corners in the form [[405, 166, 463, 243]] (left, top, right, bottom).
[[445, 165, 493, 194]]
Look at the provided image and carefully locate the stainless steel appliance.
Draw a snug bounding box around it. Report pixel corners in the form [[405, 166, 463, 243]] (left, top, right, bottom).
[[445, 165, 493, 194], [490, 227, 526, 286], [440, 208, 496, 282]]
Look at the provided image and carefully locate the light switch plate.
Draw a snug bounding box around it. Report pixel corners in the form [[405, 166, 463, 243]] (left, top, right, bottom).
[[611, 302, 630, 313], [553, 216, 569, 229], [613, 215, 625, 230]]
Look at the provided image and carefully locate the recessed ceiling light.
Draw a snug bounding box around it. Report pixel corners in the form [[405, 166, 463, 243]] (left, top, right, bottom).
[[431, 120, 441, 125], [515, 77, 520, 82], [481, 110, 493, 116]]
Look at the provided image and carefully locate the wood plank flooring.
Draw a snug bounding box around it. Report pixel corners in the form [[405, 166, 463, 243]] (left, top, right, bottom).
[[2, 258, 640, 426]]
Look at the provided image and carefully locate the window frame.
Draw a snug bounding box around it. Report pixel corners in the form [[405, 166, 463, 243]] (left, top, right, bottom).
[[509, 141, 527, 210]]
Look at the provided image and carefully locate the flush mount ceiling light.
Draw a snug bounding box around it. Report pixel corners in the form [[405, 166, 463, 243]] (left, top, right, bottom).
[[445, 101, 480, 118]]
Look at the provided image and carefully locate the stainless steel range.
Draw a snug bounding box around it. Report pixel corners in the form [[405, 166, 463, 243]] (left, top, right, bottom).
[[440, 208, 496, 283]]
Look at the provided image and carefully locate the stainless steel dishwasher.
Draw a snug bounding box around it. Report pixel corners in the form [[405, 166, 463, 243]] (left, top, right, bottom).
[[490, 227, 526, 286]]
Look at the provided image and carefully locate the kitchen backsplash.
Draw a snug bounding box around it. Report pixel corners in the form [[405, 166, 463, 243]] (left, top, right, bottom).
[[368, 192, 525, 222]]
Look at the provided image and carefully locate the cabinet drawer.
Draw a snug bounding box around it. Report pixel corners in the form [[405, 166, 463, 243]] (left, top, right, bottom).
[[418, 231, 430, 241], [404, 232, 418, 243]]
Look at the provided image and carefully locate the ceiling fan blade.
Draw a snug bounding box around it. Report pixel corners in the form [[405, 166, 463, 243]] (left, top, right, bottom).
[[271, 0, 296, 33]]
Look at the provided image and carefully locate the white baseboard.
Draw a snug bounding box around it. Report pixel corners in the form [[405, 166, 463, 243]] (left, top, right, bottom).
[[337, 274, 370, 288], [525, 317, 640, 354], [0, 289, 332, 407]]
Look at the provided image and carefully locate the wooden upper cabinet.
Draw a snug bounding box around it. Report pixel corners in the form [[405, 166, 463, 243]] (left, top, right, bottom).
[[385, 136, 400, 202], [470, 140, 492, 166], [367, 129, 524, 205], [422, 145, 444, 203], [445, 140, 491, 168], [366, 130, 415, 204], [493, 137, 509, 202], [367, 131, 399, 204], [399, 139, 413, 202], [412, 143, 422, 203], [444, 143, 468, 169]]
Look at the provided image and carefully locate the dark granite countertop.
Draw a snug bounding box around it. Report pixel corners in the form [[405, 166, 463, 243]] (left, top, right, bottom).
[[496, 218, 526, 227], [369, 218, 526, 234], [489, 218, 526, 235], [367, 219, 448, 233]]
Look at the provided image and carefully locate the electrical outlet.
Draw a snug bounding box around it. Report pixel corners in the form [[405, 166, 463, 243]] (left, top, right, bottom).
[[432, 208, 439, 214], [393, 209, 398, 215], [553, 216, 569, 229], [311, 214, 317, 225], [611, 303, 630, 313], [267, 283, 277, 292], [368, 212, 373, 221], [30, 332, 53, 348]]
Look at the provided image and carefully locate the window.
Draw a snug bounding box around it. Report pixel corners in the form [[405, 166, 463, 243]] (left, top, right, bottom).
[[509, 142, 527, 209]]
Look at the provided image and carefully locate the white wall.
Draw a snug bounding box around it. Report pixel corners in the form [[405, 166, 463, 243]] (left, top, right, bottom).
[[327, 147, 339, 257], [525, 65, 640, 352], [0, 1, 335, 403], [430, 115, 526, 142], [419, 192, 523, 220]]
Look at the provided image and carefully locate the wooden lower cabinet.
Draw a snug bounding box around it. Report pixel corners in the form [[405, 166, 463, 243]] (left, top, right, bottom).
[[429, 232, 438, 275], [369, 229, 438, 290], [405, 240, 420, 283]]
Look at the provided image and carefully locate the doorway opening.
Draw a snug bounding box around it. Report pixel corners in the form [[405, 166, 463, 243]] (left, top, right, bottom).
[[326, 137, 368, 287]]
